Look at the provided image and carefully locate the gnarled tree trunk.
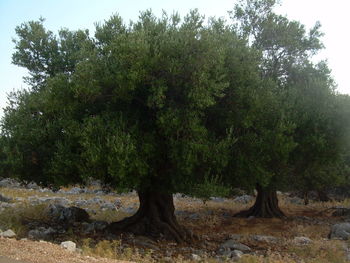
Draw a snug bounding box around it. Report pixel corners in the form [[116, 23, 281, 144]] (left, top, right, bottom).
[[235, 184, 285, 218], [107, 190, 192, 243]]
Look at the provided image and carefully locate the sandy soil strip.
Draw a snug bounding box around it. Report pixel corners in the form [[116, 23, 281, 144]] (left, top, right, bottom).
[[0, 238, 134, 263]]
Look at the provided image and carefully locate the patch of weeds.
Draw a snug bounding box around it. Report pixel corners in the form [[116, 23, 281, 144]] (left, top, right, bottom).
[[81, 238, 121, 259], [90, 209, 131, 223], [81, 238, 156, 262], [237, 253, 296, 263], [287, 240, 347, 263], [0, 203, 49, 236]]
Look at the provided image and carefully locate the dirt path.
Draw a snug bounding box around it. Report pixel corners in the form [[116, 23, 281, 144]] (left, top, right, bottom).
[[0, 238, 133, 263], [0, 256, 31, 263]]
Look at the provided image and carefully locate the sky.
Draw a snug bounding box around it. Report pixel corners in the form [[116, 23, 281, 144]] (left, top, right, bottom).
[[0, 0, 349, 117]]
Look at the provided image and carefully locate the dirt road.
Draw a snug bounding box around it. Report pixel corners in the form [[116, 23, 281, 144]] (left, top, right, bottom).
[[0, 256, 31, 263], [0, 238, 133, 263]]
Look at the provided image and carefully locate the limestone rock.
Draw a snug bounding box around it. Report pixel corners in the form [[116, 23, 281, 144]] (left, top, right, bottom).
[[231, 250, 244, 260], [0, 178, 21, 188], [81, 221, 108, 235], [329, 223, 350, 240], [0, 194, 11, 203], [251, 235, 279, 243], [191, 254, 201, 261], [1, 229, 16, 238], [46, 204, 90, 224], [293, 236, 312, 245], [60, 241, 76, 252], [28, 227, 57, 240], [220, 240, 251, 252], [233, 195, 254, 204]]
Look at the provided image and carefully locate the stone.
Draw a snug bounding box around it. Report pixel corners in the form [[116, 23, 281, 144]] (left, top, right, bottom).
[[36, 196, 71, 206], [38, 188, 53, 193], [1, 229, 16, 238], [0, 178, 21, 188], [191, 254, 201, 261], [59, 206, 90, 223], [87, 197, 104, 205], [233, 195, 254, 204], [28, 227, 57, 240], [60, 241, 76, 252], [0, 194, 11, 203], [0, 203, 15, 211], [329, 223, 350, 240], [218, 249, 244, 259], [218, 249, 234, 258], [66, 187, 84, 195], [101, 202, 116, 210], [231, 250, 244, 259], [81, 221, 108, 235], [74, 199, 89, 207], [210, 197, 225, 203], [293, 236, 312, 245], [93, 190, 105, 195], [114, 199, 122, 209], [229, 234, 242, 241], [251, 235, 279, 243], [173, 193, 185, 199], [120, 206, 137, 214], [220, 240, 251, 252], [46, 204, 90, 224], [26, 181, 39, 190]]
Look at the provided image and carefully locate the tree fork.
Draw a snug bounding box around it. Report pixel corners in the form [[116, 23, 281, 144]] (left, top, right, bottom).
[[235, 185, 285, 218], [107, 190, 193, 243]]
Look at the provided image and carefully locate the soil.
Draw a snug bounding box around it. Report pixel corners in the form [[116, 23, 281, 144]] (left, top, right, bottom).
[[0, 238, 133, 263]]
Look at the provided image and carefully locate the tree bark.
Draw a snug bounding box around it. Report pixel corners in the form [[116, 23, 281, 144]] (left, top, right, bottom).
[[106, 190, 192, 243], [317, 190, 331, 202], [235, 185, 285, 218]]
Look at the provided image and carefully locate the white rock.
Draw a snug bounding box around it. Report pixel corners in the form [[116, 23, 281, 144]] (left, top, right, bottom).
[[233, 195, 254, 204], [1, 229, 16, 238], [60, 241, 76, 252], [293, 236, 312, 245], [191, 254, 201, 261], [232, 250, 244, 259], [220, 240, 251, 252], [329, 223, 350, 240], [251, 235, 279, 243]]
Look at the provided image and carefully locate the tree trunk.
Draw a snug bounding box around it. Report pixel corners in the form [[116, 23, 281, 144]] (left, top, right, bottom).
[[235, 185, 285, 218], [303, 191, 309, 205], [317, 190, 331, 202], [106, 190, 192, 243]]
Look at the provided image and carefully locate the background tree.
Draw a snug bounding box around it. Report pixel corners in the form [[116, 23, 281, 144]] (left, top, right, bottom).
[[228, 0, 336, 217], [285, 62, 348, 204]]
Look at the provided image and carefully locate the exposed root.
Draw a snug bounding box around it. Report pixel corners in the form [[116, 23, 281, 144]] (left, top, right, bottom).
[[107, 191, 193, 243], [235, 185, 285, 218]]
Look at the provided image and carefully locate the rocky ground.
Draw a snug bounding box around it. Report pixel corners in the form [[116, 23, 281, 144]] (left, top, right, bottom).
[[0, 178, 349, 262]]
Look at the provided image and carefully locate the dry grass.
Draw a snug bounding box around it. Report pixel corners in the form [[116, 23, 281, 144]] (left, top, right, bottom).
[[0, 186, 349, 262]]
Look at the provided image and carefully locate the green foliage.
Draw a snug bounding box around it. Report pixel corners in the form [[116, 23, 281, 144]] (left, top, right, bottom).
[[192, 174, 231, 201], [1, 2, 349, 200], [226, 0, 349, 194], [2, 10, 239, 195]]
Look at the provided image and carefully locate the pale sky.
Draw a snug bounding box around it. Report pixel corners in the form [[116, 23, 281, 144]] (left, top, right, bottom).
[[0, 0, 349, 117]]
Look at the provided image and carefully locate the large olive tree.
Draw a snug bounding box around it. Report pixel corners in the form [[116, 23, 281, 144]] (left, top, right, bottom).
[[1, 11, 254, 242]]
